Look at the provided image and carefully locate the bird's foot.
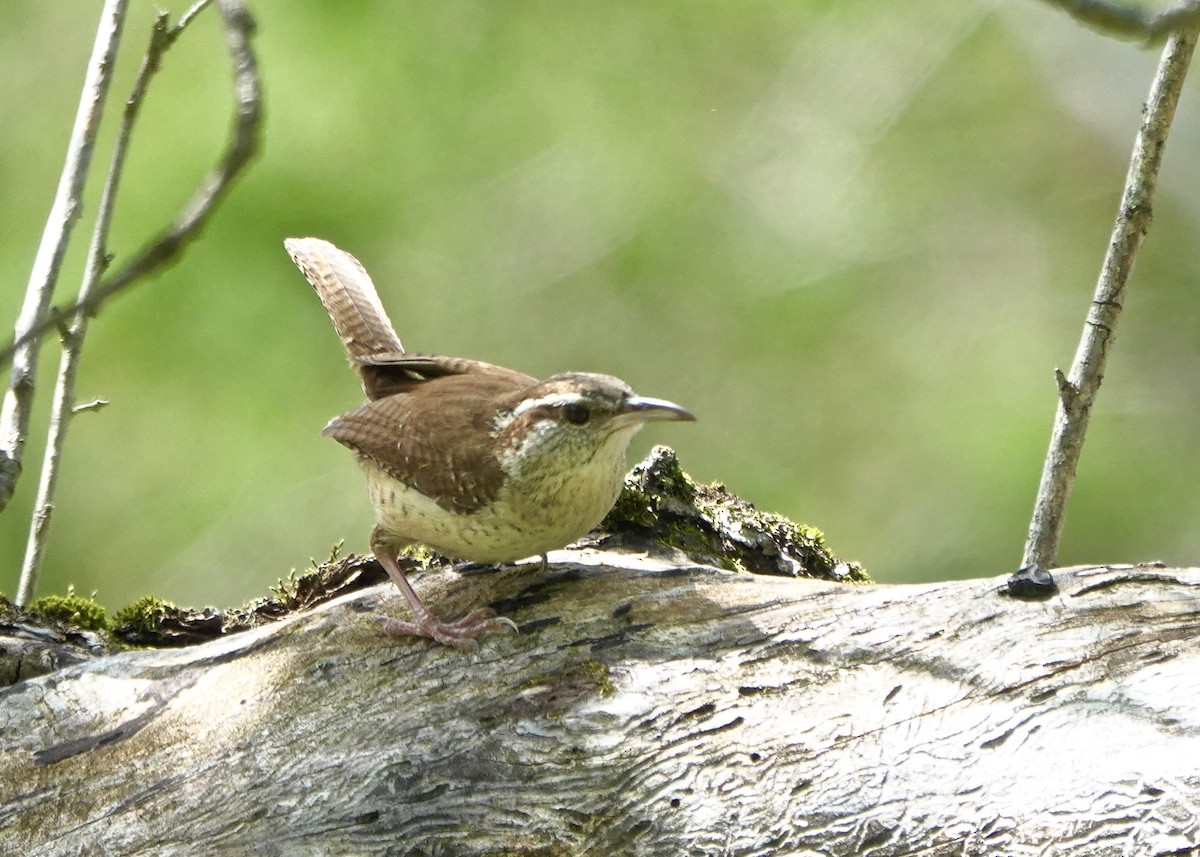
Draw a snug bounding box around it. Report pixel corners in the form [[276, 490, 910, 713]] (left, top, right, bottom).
[[380, 607, 518, 651]]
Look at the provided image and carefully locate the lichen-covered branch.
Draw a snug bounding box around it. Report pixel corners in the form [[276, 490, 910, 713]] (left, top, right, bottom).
[[1019, 27, 1198, 583]]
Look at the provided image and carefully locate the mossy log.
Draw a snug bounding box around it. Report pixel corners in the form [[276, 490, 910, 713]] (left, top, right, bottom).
[[3, 555, 1199, 856]]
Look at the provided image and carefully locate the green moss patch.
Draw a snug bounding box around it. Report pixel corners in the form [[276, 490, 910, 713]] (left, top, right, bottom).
[[29, 586, 109, 632], [600, 446, 868, 583]]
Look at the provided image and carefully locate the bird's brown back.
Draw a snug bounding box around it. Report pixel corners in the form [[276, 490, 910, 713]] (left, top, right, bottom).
[[324, 372, 535, 514]]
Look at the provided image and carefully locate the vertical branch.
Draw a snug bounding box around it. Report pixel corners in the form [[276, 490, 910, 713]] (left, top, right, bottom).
[[1015, 28, 1199, 595], [16, 14, 173, 607], [0, 0, 128, 514], [13, 0, 261, 605]]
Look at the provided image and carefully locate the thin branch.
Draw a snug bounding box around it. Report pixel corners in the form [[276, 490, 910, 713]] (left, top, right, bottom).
[[18, 12, 174, 606], [1042, 0, 1200, 40], [10, 0, 262, 605], [174, 0, 214, 33], [0, 0, 262, 386], [0, 0, 128, 514], [1016, 27, 1198, 591], [71, 399, 110, 415]]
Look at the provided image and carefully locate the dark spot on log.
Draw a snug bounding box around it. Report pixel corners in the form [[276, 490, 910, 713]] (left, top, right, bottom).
[[33, 673, 198, 765], [354, 810, 380, 825], [669, 797, 680, 808], [859, 818, 895, 848], [628, 818, 653, 836], [883, 684, 902, 703], [565, 623, 653, 651], [792, 779, 812, 794], [35, 705, 165, 766], [679, 702, 716, 721], [655, 566, 700, 579], [738, 685, 766, 696], [984, 821, 1010, 840], [454, 561, 501, 576], [612, 601, 632, 619], [490, 568, 589, 616], [1142, 784, 1165, 797], [410, 783, 449, 803], [981, 728, 1014, 750], [1005, 565, 1059, 599], [749, 752, 762, 762], [515, 617, 561, 635]]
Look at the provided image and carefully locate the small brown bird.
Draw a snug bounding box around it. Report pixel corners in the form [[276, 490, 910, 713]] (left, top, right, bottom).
[[286, 238, 694, 649]]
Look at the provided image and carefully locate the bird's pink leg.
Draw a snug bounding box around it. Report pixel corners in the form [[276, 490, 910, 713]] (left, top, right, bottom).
[[370, 528, 517, 650]]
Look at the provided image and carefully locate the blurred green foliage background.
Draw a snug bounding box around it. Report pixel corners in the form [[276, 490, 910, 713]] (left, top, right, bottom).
[[2, 1, 1199, 611]]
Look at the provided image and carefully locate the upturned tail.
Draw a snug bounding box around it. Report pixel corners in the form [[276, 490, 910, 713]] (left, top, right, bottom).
[[285, 237, 404, 360]]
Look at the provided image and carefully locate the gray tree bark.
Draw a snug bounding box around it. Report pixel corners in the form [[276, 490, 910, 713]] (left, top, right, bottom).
[[2, 555, 1199, 856]]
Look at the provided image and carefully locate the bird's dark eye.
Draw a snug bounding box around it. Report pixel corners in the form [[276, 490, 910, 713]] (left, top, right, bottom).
[[564, 403, 590, 425]]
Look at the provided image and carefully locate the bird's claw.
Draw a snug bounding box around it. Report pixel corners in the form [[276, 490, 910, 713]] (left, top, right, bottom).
[[379, 606, 519, 651]]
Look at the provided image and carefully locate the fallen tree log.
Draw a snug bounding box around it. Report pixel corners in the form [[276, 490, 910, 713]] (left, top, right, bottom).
[[2, 555, 1199, 856]]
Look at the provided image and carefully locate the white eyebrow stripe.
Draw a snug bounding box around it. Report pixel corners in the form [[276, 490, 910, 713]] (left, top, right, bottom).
[[512, 392, 586, 417]]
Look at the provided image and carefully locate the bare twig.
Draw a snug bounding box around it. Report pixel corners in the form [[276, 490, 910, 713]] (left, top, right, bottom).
[[19, 12, 177, 605], [71, 399, 110, 415], [175, 0, 214, 32], [0, 0, 261, 385], [10, 0, 261, 604], [78, 0, 262, 328], [1042, 0, 1200, 40], [1016, 27, 1198, 593], [0, 0, 128, 515]]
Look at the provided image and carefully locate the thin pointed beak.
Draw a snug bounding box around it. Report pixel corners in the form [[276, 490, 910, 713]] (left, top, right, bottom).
[[617, 395, 696, 424]]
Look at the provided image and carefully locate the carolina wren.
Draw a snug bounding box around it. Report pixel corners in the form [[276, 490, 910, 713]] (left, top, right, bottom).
[[286, 238, 694, 649]]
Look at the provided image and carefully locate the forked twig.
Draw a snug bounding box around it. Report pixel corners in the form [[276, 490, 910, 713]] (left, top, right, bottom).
[[11, 0, 262, 604], [0, 0, 260, 383], [0, 0, 128, 515]]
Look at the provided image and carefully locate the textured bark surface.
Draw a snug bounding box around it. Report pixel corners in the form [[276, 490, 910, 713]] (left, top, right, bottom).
[[3, 554, 1199, 856]]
